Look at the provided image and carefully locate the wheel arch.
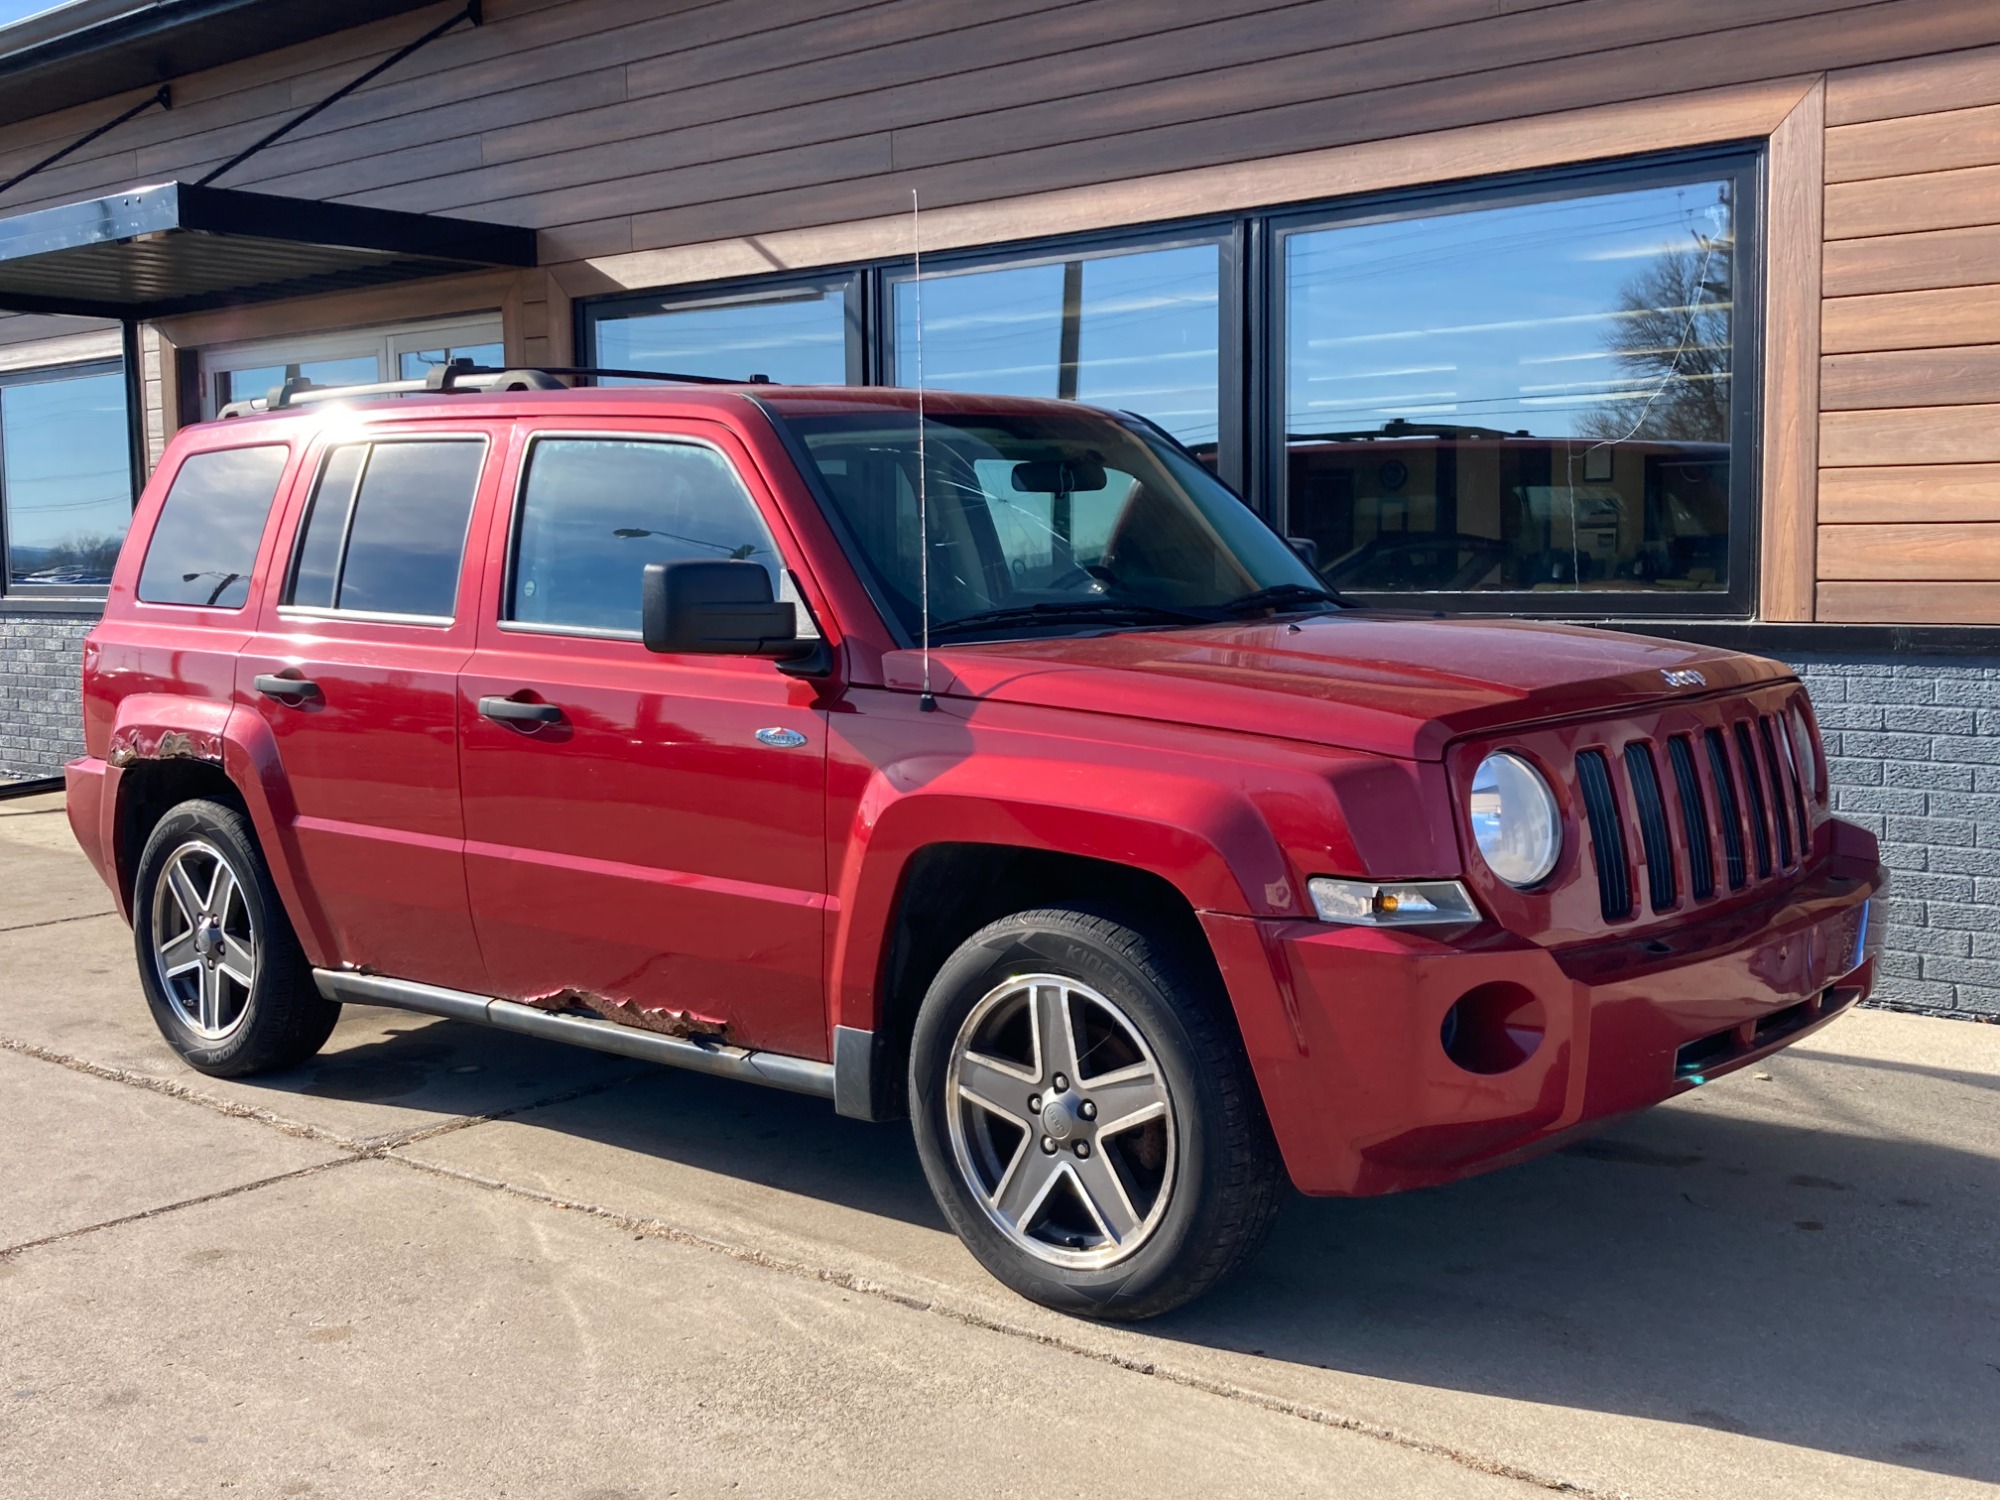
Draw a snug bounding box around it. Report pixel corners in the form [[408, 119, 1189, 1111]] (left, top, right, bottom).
[[102, 696, 332, 962], [840, 840, 1238, 1122]]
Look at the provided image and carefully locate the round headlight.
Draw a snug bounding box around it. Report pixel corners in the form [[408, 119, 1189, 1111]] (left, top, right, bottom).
[[1468, 752, 1561, 888]]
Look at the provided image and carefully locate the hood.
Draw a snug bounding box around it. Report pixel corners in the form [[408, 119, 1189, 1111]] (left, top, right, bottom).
[[882, 613, 1789, 760]]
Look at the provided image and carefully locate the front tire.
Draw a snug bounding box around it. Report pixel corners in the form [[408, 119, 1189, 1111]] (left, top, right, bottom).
[[132, 798, 338, 1077], [910, 907, 1283, 1320]]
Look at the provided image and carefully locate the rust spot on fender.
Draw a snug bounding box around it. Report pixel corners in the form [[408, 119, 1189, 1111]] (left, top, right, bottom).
[[107, 726, 224, 768], [523, 989, 728, 1042]]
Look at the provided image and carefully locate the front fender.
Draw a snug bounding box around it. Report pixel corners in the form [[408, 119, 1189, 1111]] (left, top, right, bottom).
[[826, 752, 1291, 1033]]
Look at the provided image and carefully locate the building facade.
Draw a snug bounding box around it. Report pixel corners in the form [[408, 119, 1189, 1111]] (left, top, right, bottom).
[[0, 0, 1996, 1013]]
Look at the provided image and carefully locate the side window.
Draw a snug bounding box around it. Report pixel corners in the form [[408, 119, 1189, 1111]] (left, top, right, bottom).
[[508, 438, 789, 636], [286, 440, 485, 620], [138, 445, 290, 608]]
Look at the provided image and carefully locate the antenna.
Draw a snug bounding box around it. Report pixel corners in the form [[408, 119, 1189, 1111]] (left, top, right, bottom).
[[913, 189, 937, 712]]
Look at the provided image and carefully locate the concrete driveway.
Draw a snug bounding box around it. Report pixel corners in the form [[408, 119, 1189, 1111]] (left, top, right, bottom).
[[2, 790, 1996, 1500]]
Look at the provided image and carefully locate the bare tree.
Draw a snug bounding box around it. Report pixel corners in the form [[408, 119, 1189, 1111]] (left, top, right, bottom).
[[1577, 240, 1732, 444]]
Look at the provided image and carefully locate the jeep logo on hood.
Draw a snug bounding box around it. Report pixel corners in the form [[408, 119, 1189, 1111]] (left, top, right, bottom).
[[1661, 669, 1708, 688]]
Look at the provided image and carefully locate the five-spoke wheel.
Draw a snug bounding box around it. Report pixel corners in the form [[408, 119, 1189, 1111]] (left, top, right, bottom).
[[948, 973, 1176, 1269], [911, 906, 1283, 1320], [132, 798, 338, 1076], [150, 838, 258, 1040]]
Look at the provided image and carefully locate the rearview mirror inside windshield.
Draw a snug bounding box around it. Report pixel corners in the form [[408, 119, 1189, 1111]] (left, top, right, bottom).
[[1010, 458, 1107, 494]]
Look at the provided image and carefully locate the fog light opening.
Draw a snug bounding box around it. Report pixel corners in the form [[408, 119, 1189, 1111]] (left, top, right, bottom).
[[1441, 982, 1546, 1075]]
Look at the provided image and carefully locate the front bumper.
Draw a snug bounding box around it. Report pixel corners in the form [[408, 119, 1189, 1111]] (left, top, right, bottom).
[[1205, 819, 1885, 1197]]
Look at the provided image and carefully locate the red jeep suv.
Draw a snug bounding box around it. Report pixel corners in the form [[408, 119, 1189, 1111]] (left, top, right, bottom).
[[67, 372, 1884, 1319]]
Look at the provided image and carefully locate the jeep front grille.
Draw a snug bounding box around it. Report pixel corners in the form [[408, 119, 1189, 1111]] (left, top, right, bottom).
[[1578, 707, 1812, 923]]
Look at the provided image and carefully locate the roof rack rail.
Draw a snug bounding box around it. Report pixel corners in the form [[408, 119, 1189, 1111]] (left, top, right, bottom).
[[216, 359, 774, 419]]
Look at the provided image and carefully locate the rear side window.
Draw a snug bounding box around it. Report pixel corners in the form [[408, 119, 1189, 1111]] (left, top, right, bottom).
[[137, 445, 289, 608], [287, 439, 485, 620], [507, 438, 781, 635]]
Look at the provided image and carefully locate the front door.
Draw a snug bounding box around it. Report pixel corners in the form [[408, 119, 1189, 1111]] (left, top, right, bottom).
[[457, 422, 829, 1058], [236, 425, 499, 993]]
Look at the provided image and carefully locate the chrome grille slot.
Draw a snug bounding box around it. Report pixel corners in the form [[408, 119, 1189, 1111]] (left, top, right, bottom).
[[1758, 716, 1796, 868], [1622, 742, 1677, 913], [1705, 728, 1748, 890], [1734, 721, 1774, 879], [1575, 749, 1632, 921], [1779, 711, 1811, 856], [1667, 735, 1715, 901]]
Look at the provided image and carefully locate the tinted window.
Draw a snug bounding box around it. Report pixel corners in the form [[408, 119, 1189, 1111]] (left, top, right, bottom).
[[138, 445, 290, 608], [1284, 175, 1739, 597], [287, 445, 364, 610], [286, 440, 483, 619], [1, 368, 133, 590], [509, 439, 780, 634], [891, 244, 1222, 461]]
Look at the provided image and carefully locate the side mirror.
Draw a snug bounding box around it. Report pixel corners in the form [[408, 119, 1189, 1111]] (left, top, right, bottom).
[[1286, 535, 1321, 571], [642, 560, 803, 657]]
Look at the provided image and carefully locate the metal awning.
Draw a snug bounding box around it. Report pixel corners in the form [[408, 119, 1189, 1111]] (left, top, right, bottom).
[[0, 180, 537, 320]]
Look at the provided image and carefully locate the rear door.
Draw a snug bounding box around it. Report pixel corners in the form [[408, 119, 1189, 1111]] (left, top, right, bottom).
[[236, 424, 500, 993], [456, 420, 830, 1058]]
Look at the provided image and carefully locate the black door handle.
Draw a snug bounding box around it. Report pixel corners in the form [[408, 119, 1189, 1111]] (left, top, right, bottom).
[[253, 673, 321, 701], [478, 695, 564, 725]]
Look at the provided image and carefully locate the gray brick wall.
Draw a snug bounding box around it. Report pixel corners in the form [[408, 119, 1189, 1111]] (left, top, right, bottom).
[[1788, 653, 2000, 1020], [0, 614, 93, 780]]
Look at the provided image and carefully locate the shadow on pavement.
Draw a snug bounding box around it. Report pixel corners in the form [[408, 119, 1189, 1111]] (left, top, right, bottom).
[[241, 1015, 1997, 1485]]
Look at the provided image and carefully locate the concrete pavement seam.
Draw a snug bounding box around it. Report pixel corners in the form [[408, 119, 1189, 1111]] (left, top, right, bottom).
[[0, 908, 118, 934], [1, 1036, 362, 1145], [385, 1150, 1625, 1500], [0, 1155, 367, 1259], [1, 1036, 653, 1156]]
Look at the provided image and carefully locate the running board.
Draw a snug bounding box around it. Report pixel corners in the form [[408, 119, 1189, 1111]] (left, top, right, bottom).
[[312, 969, 836, 1100]]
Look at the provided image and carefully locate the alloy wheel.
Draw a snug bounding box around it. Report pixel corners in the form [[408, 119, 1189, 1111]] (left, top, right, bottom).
[[150, 839, 257, 1040], [946, 973, 1177, 1270]]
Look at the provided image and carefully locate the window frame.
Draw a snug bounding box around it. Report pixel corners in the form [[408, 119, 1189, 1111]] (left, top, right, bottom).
[[497, 428, 792, 644], [580, 272, 867, 388], [875, 221, 1246, 489], [276, 432, 491, 628], [0, 357, 136, 602], [1265, 146, 1763, 620]]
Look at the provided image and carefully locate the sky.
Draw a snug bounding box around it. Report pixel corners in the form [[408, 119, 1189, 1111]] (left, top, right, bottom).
[[0, 0, 73, 28]]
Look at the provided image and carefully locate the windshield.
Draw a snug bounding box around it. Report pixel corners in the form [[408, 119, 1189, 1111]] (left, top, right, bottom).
[[779, 407, 1330, 640]]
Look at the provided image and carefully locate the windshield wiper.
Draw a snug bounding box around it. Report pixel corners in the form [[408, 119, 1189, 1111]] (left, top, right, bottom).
[[929, 599, 1211, 639], [1217, 582, 1346, 618]]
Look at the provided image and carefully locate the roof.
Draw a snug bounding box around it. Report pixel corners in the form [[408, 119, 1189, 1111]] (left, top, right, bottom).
[[0, 179, 536, 319], [0, 0, 438, 128]]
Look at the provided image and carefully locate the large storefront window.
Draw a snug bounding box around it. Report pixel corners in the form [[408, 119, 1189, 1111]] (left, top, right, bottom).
[[1280, 163, 1752, 607], [0, 363, 133, 592], [575, 151, 1756, 617], [585, 278, 857, 386], [887, 241, 1224, 464]]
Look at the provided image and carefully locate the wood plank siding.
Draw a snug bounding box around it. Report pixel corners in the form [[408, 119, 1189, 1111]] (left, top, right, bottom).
[[1822, 34, 2000, 622], [3, 0, 2000, 622]]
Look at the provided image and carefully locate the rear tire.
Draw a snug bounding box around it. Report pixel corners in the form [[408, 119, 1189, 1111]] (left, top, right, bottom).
[[909, 907, 1283, 1320], [132, 798, 338, 1077]]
